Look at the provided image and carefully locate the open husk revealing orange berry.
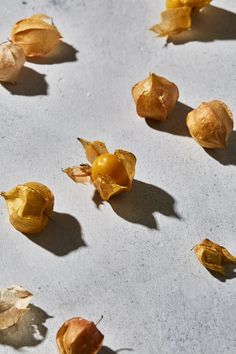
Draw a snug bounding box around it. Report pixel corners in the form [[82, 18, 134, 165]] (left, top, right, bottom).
[[56, 317, 104, 354], [132, 73, 179, 120], [1, 182, 54, 234], [11, 13, 62, 57], [194, 239, 236, 275], [64, 138, 136, 201]]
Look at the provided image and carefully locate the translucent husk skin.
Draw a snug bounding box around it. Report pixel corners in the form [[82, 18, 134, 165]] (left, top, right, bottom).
[[11, 13, 62, 57], [186, 100, 233, 148], [194, 239, 236, 275], [0, 285, 32, 330], [56, 317, 104, 354], [132, 73, 179, 120], [64, 138, 136, 201], [0, 42, 25, 84], [1, 182, 54, 234]]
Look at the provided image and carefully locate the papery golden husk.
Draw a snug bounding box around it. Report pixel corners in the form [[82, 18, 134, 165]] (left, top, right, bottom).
[[186, 100, 233, 148], [150, 7, 192, 37], [0, 42, 25, 84], [56, 317, 104, 354], [132, 73, 179, 120], [166, 0, 212, 10], [194, 239, 236, 275], [1, 182, 54, 234], [11, 13, 62, 57], [0, 285, 32, 330], [64, 139, 136, 201]]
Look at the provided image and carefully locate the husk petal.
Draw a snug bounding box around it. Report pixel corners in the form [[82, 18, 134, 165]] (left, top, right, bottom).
[[78, 138, 109, 164], [93, 175, 128, 201], [166, 0, 212, 10], [63, 164, 92, 184], [0, 42, 25, 84]]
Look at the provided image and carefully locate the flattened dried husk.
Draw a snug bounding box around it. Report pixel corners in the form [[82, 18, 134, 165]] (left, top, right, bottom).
[[11, 13, 62, 57], [150, 7, 192, 36], [0, 42, 25, 84], [78, 138, 109, 164], [194, 239, 236, 275], [0, 285, 32, 330], [63, 164, 92, 184]]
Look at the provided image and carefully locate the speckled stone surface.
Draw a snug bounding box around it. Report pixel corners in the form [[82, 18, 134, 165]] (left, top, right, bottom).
[[0, 1, 236, 353]]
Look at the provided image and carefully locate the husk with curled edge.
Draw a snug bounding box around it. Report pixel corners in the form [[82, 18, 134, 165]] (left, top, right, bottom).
[[0, 285, 32, 330], [186, 100, 233, 148], [0, 42, 25, 84], [56, 317, 104, 354], [132, 73, 179, 120], [1, 182, 54, 234], [64, 138, 136, 201], [11, 13, 62, 57], [194, 239, 236, 275]]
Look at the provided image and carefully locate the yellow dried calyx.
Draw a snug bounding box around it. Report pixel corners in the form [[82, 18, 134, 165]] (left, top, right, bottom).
[[186, 100, 233, 148], [151, 0, 212, 37], [64, 138, 136, 201], [194, 239, 236, 275], [132, 73, 179, 120], [0, 42, 25, 84], [1, 182, 54, 234], [56, 317, 104, 354], [11, 13, 62, 57]]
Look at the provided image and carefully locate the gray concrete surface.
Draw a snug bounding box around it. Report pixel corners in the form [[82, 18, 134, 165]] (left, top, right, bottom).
[[0, 0, 236, 353]]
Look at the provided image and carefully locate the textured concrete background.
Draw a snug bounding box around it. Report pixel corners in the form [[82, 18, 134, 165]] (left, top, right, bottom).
[[0, 0, 236, 353]]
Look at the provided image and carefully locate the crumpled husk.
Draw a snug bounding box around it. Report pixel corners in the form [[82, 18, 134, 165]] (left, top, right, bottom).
[[194, 239, 236, 275], [56, 317, 104, 354], [1, 182, 54, 234], [166, 0, 212, 10], [11, 13, 62, 57], [132, 73, 179, 120], [0, 42, 25, 84], [64, 139, 136, 201], [186, 100, 233, 148], [150, 7, 192, 37], [0, 285, 32, 330]]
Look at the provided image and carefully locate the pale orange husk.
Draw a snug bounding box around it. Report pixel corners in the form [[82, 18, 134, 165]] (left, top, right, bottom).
[[186, 100, 233, 148], [0, 285, 32, 330], [150, 7, 192, 36], [166, 0, 212, 10], [11, 13, 62, 57], [132, 73, 179, 120], [0, 42, 25, 84], [64, 139, 136, 201], [194, 239, 236, 275], [56, 317, 104, 354]]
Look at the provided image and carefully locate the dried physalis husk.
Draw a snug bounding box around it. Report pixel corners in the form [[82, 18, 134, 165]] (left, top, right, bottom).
[[132, 73, 179, 120], [1, 182, 54, 234], [166, 0, 212, 10], [56, 317, 104, 354], [186, 100, 233, 148], [0, 285, 32, 330], [150, 7, 192, 36], [194, 239, 236, 275], [64, 138, 136, 201], [0, 42, 25, 84], [11, 13, 62, 57]]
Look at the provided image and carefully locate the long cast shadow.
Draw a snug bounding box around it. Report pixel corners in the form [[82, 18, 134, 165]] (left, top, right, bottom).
[[0, 304, 52, 348], [146, 101, 192, 137], [93, 180, 181, 230], [2, 66, 48, 96], [207, 264, 236, 283], [26, 212, 86, 256], [205, 131, 236, 166], [100, 347, 133, 354], [167, 5, 236, 45], [27, 41, 78, 65]]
